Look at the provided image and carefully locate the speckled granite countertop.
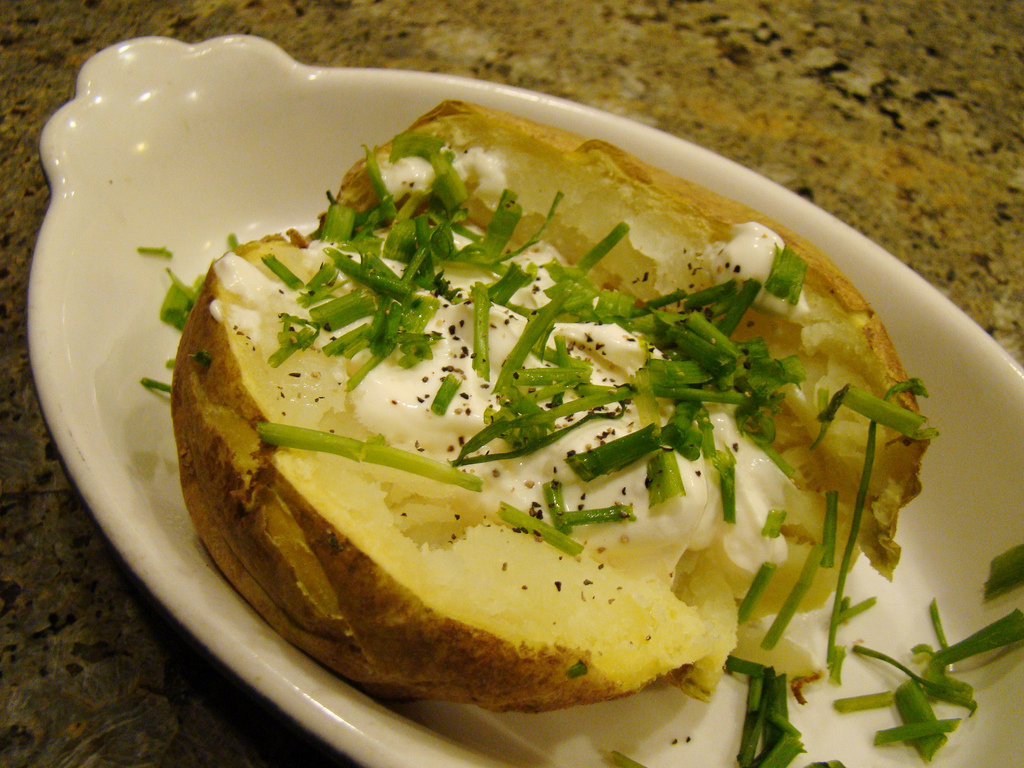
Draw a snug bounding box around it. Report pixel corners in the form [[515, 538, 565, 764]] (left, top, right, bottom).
[[2, 1, 1022, 766]]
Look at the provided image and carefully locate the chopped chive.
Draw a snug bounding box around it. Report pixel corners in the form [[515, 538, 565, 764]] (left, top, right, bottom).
[[609, 751, 647, 768], [459, 189, 521, 263], [929, 598, 949, 649], [725, 655, 766, 678], [362, 441, 482, 491], [257, 422, 482, 491], [309, 291, 377, 331], [137, 245, 172, 258], [497, 502, 584, 557], [840, 386, 932, 439], [874, 719, 960, 747], [832, 690, 895, 713], [510, 367, 591, 387], [851, 645, 977, 711], [227, 233, 239, 250], [429, 151, 469, 211], [470, 282, 491, 381], [820, 490, 838, 567], [140, 377, 171, 393], [487, 261, 535, 305], [761, 509, 786, 538], [644, 287, 689, 310], [891, 680, 951, 759], [363, 146, 397, 221], [493, 292, 570, 394], [712, 445, 737, 524], [261, 254, 304, 290], [566, 660, 588, 679], [761, 544, 824, 650], [984, 542, 1024, 601], [682, 310, 740, 357], [643, 358, 713, 391], [320, 202, 357, 244], [190, 350, 212, 367], [322, 321, 371, 357], [430, 373, 461, 416], [388, 131, 445, 161], [837, 596, 876, 624], [827, 417, 878, 680], [543, 481, 569, 532], [737, 562, 778, 624], [755, 732, 804, 768], [763, 245, 807, 305], [576, 222, 630, 272], [455, 411, 618, 467], [927, 608, 1024, 673], [565, 424, 662, 482], [646, 448, 685, 508], [159, 268, 201, 330], [715, 278, 761, 337], [559, 505, 635, 527]]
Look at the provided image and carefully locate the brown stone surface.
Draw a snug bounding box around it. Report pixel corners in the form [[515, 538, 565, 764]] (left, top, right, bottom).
[[2, 1, 1022, 765]]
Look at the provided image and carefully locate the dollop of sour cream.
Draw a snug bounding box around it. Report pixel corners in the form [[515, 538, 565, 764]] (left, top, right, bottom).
[[209, 149, 802, 584], [707, 222, 810, 318]]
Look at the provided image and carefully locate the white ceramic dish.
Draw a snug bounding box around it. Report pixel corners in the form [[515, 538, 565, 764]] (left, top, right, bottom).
[[30, 35, 1024, 767]]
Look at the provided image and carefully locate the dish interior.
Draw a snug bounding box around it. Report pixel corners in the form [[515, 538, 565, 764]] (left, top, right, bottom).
[[30, 36, 1024, 767]]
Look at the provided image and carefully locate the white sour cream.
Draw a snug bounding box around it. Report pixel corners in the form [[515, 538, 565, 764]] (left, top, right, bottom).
[[707, 222, 810, 318]]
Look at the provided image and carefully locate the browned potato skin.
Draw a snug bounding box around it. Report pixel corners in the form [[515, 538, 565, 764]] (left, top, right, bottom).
[[172, 101, 925, 712]]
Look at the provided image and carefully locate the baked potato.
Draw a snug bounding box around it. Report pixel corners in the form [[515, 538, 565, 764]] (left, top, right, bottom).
[[170, 101, 927, 712]]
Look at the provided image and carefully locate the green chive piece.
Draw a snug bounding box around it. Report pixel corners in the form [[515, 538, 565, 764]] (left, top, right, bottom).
[[576, 222, 630, 272], [827, 418, 878, 679], [566, 424, 662, 482], [137, 245, 173, 258], [763, 244, 807, 305], [754, 732, 804, 768], [430, 374, 461, 416], [227, 233, 239, 250], [256, 422, 482, 492], [430, 151, 469, 211], [496, 502, 584, 557], [725, 655, 766, 678], [388, 131, 445, 161], [761, 544, 824, 650], [493, 292, 570, 394], [609, 751, 647, 768], [190, 350, 212, 367], [566, 660, 588, 678], [762, 509, 786, 538], [927, 608, 1024, 673], [471, 282, 491, 381], [891, 680, 951, 759], [140, 377, 171, 393], [715, 278, 761, 337], [851, 645, 977, 711], [310, 291, 377, 331], [737, 562, 778, 624], [929, 598, 949, 649], [320, 202, 357, 244], [559, 505, 635, 527], [984, 542, 1024, 601], [820, 490, 838, 567], [874, 719, 960, 747], [832, 690, 895, 713], [646, 448, 685, 508], [159, 268, 201, 330], [840, 386, 932, 439], [837, 596, 876, 624], [261, 254, 304, 290]]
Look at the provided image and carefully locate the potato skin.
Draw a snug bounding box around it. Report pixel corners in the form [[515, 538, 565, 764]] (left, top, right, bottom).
[[172, 101, 925, 711], [173, 262, 635, 712]]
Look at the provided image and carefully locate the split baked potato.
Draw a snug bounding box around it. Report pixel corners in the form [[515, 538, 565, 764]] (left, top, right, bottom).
[[171, 101, 927, 712]]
